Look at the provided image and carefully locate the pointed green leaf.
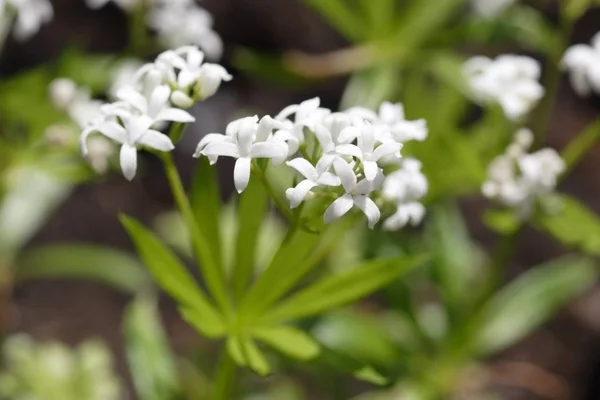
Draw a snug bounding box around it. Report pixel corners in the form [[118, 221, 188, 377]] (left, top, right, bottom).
[[253, 326, 320, 361], [561, 118, 600, 174], [190, 157, 222, 269], [354, 366, 388, 386], [179, 307, 226, 338], [483, 208, 521, 235], [470, 256, 596, 356], [316, 345, 388, 386], [233, 177, 268, 301], [534, 194, 600, 256], [428, 204, 477, 316], [226, 336, 247, 367], [261, 256, 428, 324], [119, 215, 225, 336], [16, 244, 149, 294], [123, 295, 180, 400], [242, 339, 271, 376]]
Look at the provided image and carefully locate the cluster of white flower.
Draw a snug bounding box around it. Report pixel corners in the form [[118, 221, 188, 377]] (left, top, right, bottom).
[[471, 0, 516, 18], [85, 0, 222, 59], [464, 55, 544, 121], [561, 31, 600, 97], [0, 0, 53, 41], [482, 128, 565, 217], [194, 99, 429, 230], [79, 46, 231, 180]]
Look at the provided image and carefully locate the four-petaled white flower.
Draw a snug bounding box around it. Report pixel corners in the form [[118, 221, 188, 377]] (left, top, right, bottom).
[[383, 202, 426, 231], [561, 32, 600, 97], [195, 116, 288, 193], [464, 55, 544, 121], [324, 158, 383, 229], [285, 157, 341, 208], [336, 122, 403, 181], [116, 85, 195, 126], [276, 97, 331, 143], [81, 114, 175, 181]]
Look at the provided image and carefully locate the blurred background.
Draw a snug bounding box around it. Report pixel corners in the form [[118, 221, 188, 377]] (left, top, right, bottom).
[[1, 0, 600, 399]]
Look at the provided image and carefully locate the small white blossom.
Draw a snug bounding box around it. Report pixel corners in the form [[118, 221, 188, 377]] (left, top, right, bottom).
[[275, 97, 331, 144], [2, 0, 52, 41], [148, 0, 223, 59], [383, 202, 426, 231], [323, 158, 383, 229], [194, 116, 288, 193], [471, 0, 516, 18], [285, 157, 341, 208], [482, 128, 565, 217], [49, 78, 79, 111], [561, 32, 600, 97], [464, 55, 544, 121]]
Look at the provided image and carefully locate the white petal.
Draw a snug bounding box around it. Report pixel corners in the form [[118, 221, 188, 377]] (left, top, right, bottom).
[[363, 160, 380, 181], [338, 125, 360, 143], [314, 124, 335, 153], [137, 130, 175, 152], [203, 141, 241, 159], [333, 158, 357, 193], [95, 121, 127, 144], [353, 195, 380, 229], [250, 142, 288, 163], [288, 180, 318, 208], [120, 143, 138, 181], [371, 142, 403, 161], [116, 86, 147, 114], [147, 85, 171, 117], [323, 194, 354, 224], [154, 108, 196, 123], [335, 144, 364, 160], [194, 133, 230, 157], [171, 91, 194, 108], [234, 157, 252, 193], [286, 158, 319, 181], [316, 172, 341, 187], [275, 104, 299, 121]]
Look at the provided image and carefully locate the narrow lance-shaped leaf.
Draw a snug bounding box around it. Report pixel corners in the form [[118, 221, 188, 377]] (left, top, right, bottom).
[[123, 295, 180, 400], [253, 326, 320, 361], [467, 255, 596, 356], [305, 0, 367, 41], [190, 157, 222, 269], [119, 215, 225, 338], [260, 255, 428, 324], [16, 244, 149, 294], [233, 176, 268, 301], [561, 118, 600, 174]]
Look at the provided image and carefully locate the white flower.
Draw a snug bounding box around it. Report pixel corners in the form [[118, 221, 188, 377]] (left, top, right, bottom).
[[471, 0, 516, 18], [80, 114, 175, 181], [383, 202, 426, 231], [86, 136, 116, 174], [482, 129, 565, 217], [85, 0, 140, 11], [148, 0, 223, 59], [335, 121, 403, 181], [157, 46, 232, 105], [109, 59, 144, 99], [195, 116, 288, 193], [276, 97, 331, 143], [382, 159, 428, 203], [116, 84, 195, 126], [464, 55, 544, 121], [285, 157, 341, 208], [561, 32, 600, 96], [323, 158, 383, 229], [49, 78, 79, 110], [5, 0, 52, 41]]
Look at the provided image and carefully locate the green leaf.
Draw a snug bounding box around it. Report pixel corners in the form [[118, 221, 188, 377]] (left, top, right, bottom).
[[469, 255, 596, 356], [253, 326, 320, 361], [16, 244, 149, 294], [242, 339, 271, 376], [190, 157, 222, 269], [119, 215, 225, 337], [233, 177, 268, 301], [226, 336, 247, 367], [354, 366, 388, 386], [503, 6, 562, 58], [305, 0, 367, 41], [561, 118, 600, 174], [428, 204, 477, 317], [240, 221, 349, 321], [483, 208, 521, 235], [563, 0, 598, 22], [123, 295, 180, 400], [232, 48, 312, 87], [179, 307, 226, 338], [261, 256, 427, 324], [316, 345, 388, 386], [534, 194, 600, 256], [359, 0, 396, 38]]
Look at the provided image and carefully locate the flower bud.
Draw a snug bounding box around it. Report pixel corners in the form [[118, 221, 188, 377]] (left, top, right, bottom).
[[171, 90, 194, 109], [49, 78, 78, 110]]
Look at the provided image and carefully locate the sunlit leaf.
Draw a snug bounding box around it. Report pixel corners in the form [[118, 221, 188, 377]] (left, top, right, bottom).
[[261, 256, 428, 323], [253, 326, 320, 361]]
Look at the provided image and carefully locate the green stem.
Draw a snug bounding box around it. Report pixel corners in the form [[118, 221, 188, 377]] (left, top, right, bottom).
[[212, 347, 237, 400], [159, 151, 232, 318], [479, 228, 522, 303]]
